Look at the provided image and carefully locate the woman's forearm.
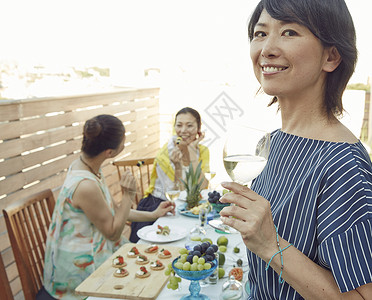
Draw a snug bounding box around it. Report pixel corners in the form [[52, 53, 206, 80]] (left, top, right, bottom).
[[267, 238, 364, 299], [110, 193, 132, 241], [128, 209, 157, 222]]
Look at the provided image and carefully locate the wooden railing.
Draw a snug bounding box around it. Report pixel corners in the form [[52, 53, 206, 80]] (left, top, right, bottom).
[[0, 87, 160, 299]]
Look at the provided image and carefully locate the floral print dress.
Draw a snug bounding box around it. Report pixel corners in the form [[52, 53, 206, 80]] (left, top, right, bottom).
[[43, 167, 127, 299]]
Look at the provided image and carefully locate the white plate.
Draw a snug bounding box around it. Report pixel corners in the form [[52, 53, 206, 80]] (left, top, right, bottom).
[[208, 219, 238, 234], [137, 224, 188, 243]]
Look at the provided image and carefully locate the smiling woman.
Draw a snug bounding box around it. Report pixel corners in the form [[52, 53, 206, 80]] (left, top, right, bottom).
[[218, 0, 372, 299], [129, 107, 210, 243]]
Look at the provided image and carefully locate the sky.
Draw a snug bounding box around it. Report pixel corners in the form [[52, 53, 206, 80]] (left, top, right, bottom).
[[2, 0, 370, 181], [1, 0, 370, 84]]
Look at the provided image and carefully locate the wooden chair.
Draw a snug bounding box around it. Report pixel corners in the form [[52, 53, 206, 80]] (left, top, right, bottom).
[[113, 157, 155, 208], [0, 252, 13, 300], [3, 189, 55, 300]]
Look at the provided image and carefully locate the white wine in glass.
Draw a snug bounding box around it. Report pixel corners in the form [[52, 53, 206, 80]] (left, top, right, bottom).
[[165, 190, 180, 202], [165, 181, 181, 202], [223, 125, 270, 185], [204, 172, 216, 190], [204, 172, 216, 181]]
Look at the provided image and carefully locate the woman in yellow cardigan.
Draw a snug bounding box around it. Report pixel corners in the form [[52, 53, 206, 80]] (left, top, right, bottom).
[[130, 107, 210, 242]]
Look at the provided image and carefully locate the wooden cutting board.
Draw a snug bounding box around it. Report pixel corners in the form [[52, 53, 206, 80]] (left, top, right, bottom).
[[75, 243, 182, 300]]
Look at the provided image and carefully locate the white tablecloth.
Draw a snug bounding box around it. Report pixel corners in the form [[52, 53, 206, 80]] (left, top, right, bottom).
[[88, 199, 249, 300]]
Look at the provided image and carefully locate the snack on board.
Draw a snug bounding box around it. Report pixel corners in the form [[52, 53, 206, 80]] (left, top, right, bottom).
[[156, 225, 170, 236], [135, 266, 150, 278], [150, 260, 165, 271], [113, 267, 129, 278], [158, 248, 172, 259], [136, 254, 149, 265], [112, 255, 127, 268], [145, 244, 159, 254], [127, 246, 140, 258]]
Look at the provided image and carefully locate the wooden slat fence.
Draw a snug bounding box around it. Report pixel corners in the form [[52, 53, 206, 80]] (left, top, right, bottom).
[[0, 87, 160, 299]]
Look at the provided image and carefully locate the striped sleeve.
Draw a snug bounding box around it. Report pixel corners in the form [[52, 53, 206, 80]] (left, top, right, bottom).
[[319, 220, 372, 292], [317, 147, 372, 292]]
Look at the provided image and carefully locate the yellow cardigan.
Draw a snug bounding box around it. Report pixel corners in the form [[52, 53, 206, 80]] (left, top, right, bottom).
[[144, 143, 210, 197]]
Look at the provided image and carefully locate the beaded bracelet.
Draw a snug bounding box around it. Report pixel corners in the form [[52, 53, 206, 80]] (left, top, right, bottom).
[[265, 225, 292, 283]]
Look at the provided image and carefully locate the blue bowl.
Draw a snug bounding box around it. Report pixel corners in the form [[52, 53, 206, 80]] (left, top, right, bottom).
[[209, 202, 230, 213], [172, 257, 217, 281]]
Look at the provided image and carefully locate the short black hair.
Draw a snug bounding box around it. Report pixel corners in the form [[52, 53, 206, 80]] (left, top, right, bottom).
[[248, 0, 357, 117]]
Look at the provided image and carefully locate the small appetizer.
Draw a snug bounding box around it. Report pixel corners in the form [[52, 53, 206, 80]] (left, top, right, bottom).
[[135, 266, 150, 278], [127, 246, 140, 258], [145, 244, 159, 254], [112, 255, 127, 268], [150, 260, 165, 271], [229, 267, 243, 281], [158, 248, 172, 259], [176, 136, 183, 145], [113, 267, 129, 278], [136, 254, 149, 265], [156, 225, 170, 236]]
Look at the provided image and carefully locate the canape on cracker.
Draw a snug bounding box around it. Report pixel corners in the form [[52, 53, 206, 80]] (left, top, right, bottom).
[[158, 248, 172, 259], [150, 260, 165, 271], [112, 255, 127, 268], [136, 254, 149, 265], [135, 266, 150, 278], [144, 244, 158, 254], [113, 267, 129, 278], [127, 246, 139, 258]]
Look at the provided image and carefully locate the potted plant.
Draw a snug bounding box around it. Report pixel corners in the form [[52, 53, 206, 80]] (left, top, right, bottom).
[[181, 161, 205, 209]]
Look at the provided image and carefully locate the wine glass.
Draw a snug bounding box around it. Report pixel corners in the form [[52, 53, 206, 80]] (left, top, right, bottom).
[[204, 172, 216, 191], [165, 181, 181, 202], [223, 124, 270, 186], [172, 257, 218, 300]]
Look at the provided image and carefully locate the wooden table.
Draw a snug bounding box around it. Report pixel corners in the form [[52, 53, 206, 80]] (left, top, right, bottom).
[[85, 198, 249, 300]]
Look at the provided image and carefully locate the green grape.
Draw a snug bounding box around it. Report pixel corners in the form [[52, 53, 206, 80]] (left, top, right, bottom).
[[183, 262, 191, 271], [197, 257, 205, 265], [204, 263, 211, 270], [192, 255, 199, 263], [175, 262, 184, 269], [179, 256, 187, 263], [167, 263, 173, 270], [176, 276, 182, 282], [164, 269, 171, 276], [179, 248, 189, 255], [167, 283, 172, 289], [169, 276, 178, 284], [171, 284, 178, 290], [190, 263, 198, 271], [197, 264, 204, 271]]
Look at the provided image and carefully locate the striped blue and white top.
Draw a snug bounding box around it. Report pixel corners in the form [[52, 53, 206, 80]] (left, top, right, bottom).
[[248, 130, 372, 300]]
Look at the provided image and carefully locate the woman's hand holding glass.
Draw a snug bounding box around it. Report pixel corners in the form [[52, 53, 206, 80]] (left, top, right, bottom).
[[153, 200, 176, 218], [218, 182, 278, 262]]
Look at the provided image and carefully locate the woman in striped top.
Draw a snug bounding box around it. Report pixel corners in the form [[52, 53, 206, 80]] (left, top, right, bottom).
[[219, 0, 372, 299]]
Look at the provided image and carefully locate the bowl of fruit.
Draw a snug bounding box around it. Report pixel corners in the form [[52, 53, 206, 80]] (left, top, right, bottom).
[[207, 190, 230, 213], [166, 242, 219, 299]]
